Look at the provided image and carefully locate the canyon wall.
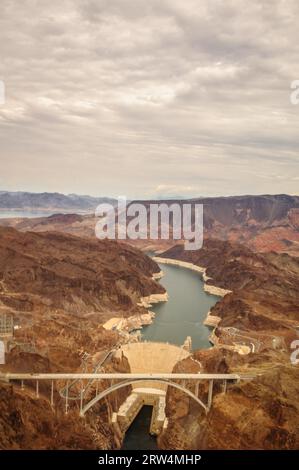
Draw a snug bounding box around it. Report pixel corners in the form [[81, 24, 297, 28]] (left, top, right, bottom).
[[157, 240, 299, 450], [0, 227, 164, 449]]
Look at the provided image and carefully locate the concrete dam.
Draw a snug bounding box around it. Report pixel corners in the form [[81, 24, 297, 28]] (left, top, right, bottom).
[[113, 342, 190, 438]]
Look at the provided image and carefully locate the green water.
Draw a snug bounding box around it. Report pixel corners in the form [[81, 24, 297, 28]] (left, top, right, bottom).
[[122, 406, 158, 450], [142, 262, 219, 350], [122, 260, 220, 449]]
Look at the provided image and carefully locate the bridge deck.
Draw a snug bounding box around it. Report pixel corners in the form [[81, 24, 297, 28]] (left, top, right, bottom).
[[0, 372, 255, 381]]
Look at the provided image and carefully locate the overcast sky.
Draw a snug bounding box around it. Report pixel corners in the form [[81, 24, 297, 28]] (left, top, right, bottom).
[[0, 0, 299, 198]]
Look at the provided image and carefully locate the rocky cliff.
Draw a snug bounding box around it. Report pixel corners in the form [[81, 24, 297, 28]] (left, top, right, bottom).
[[0, 227, 164, 449], [159, 349, 299, 450], [157, 240, 299, 450], [160, 239, 299, 334], [0, 227, 163, 319]]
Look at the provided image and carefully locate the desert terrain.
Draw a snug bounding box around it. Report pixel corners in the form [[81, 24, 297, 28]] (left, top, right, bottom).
[[0, 195, 298, 449], [1, 194, 299, 256]]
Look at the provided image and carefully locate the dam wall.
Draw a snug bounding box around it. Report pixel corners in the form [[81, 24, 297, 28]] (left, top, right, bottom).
[[121, 341, 190, 374], [121, 341, 189, 390], [115, 342, 190, 437]]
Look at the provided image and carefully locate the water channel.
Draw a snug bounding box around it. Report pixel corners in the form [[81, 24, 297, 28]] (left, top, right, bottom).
[[122, 261, 219, 449]]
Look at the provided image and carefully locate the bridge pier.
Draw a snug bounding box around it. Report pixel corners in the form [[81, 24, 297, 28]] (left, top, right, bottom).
[[207, 379, 214, 410], [65, 381, 69, 414], [80, 381, 84, 415], [51, 380, 54, 407]]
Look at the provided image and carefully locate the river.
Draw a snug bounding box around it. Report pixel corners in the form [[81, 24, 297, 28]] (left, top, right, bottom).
[[142, 261, 219, 350], [122, 260, 219, 449]]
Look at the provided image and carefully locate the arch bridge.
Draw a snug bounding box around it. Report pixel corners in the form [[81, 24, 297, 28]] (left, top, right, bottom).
[[0, 372, 255, 415]]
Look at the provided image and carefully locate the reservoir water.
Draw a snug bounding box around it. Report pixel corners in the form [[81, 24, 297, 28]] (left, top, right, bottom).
[[122, 261, 219, 449], [142, 262, 219, 350], [0, 210, 60, 218], [0, 210, 91, 219]]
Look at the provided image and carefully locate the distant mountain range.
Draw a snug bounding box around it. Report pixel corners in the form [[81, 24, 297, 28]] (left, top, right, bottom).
[[130, 194, 299, 255], [0, 192, 298, 255], [0, 191, 116, 211]]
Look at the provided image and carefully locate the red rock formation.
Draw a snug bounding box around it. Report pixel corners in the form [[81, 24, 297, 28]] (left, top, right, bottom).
[[0, 227, 164, 449], [157, 241, 299, 450]]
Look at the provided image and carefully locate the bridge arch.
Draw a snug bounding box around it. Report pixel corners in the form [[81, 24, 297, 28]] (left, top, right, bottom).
[[80, 378, 208, 416]]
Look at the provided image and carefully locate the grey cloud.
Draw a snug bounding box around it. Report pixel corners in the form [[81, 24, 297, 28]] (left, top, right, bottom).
[[0, 0, 298, 198]]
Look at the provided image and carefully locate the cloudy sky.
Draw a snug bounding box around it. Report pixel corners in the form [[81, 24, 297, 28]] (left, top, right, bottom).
[[0, 0, 299, 198]]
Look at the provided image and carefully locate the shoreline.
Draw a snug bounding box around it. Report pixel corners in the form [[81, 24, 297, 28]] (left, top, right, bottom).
[[103, 271, 168, 334], [153, 257, 232, 297], [152, 256, 232, 350], [138, 291, 169, 308], [152, 257, 251, 355], [102, 260, 247, 355]]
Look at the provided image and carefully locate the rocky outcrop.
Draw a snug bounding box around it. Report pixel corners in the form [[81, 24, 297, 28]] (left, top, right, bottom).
[[0, 381, 114, 450], [159, 351, 299, 450], [157, 240, 299, 449], [159, 239, 299, 334], [138, 292, 169, 308], [0, 227, 164, 318], [103, 311, 156, 332]]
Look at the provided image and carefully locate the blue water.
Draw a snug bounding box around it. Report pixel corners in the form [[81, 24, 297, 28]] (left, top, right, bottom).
[[0, 209, 90, 219], [142, 262, 219, 350], [0, 210, 58, 219]]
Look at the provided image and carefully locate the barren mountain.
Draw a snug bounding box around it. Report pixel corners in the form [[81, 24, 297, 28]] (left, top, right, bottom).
[[161, 239, 299, 331], [2, 194, 298, 255], [0, 226, 165, 449], [157, 240, 299, 449], [0, 191, 116, 212], [0, 226, 163, 372], [159, 349, 299, 450], [127, 194, 299, 255], [0, 226, 162, 317], [0, 226, 163, 373]]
